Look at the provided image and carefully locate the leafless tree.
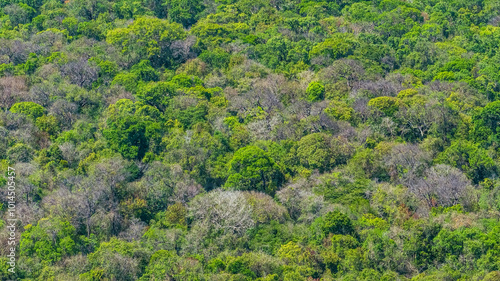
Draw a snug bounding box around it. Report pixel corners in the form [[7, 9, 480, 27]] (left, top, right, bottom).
[[0, 76, 28, 109], [395, 104, 435, 139], [396, 98, 458, 141], [168, 36, 197, 65], [379, 117, 397, 137], [0, 39, 43, 65], [95, 250, 140, 281], [384, 144, 431, 185], [44, 157, 130, 237], [0, 126, 8, 158], [133, 162, 202, 213], [429, 165, 471, 207], [320, 59, 365, 90], [225, 87, 249, 117], [73, 177, 110, 237], [351, 97, 371, 123], [28, 82, 53, 107], [251, 74, 286, 112], [189, 189, 255, 236], [0, 165, 42, 234], [427, 80, 455, 92], [274, 120, 299, 141], [103, 84, 135, 107], [12, 201, 43, 228], [31, 31, 66, 55], [42, 187, 79, 222], [59, 142, 81, 167], [204, 69, 228, 88], [91, 208, 123, 238], [49, 100, 79, 129], [381, 55, 396, 71], [1, 112, 39, 148], [247, 114, 286, 141], [243, 191, 288, 224], [171, 177, 203, 204], [13, 163, 39, 204], [91, 157, 130, 188], [353, 79, 402, 98], [60, 59, 98, 88], [118, 218, 147, 242], [284, 99, 311, 121], [226, 75, 287, 118], [228, 59, 269, 81], [311, 55, 332, 67], [63, 170, 124, 238], [33, 64, 61, 81], [60, 255, 89, 277], [335, 120, 357, 140], [276, 176, 332, 223], [247, 119, 273, 141], [408, 164, 471, 208]]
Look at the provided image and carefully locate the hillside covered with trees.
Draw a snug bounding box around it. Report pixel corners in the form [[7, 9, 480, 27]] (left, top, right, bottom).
[[1, 0, 500, 280]]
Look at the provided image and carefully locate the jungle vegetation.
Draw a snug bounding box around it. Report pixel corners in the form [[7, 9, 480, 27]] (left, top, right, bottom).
[[1, 0, 500, 280]]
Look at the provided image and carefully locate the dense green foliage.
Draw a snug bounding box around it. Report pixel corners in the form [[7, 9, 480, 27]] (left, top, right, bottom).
[[1, 0, 500, 280]]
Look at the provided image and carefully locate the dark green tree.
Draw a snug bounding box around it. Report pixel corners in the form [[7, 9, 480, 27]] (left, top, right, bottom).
[[225, 145, 284, 195], [102, 99, 162, 160]]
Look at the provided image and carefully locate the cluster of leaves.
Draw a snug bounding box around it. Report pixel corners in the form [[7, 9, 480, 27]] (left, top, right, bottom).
[[2, 0, 500, 280]]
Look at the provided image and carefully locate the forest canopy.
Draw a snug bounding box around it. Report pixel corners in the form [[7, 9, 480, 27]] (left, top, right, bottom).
[[1, 0, 500, 280]]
